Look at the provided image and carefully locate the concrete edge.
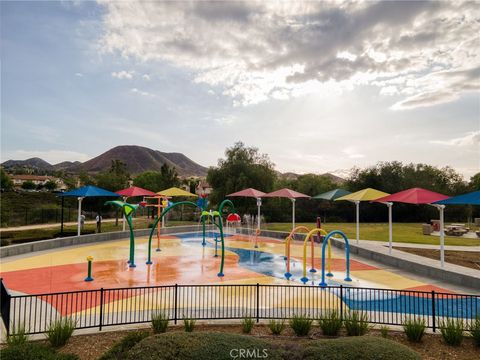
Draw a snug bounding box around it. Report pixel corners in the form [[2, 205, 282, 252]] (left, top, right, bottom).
[[0, 225, 211, 258], [236, 228, 480, 290]]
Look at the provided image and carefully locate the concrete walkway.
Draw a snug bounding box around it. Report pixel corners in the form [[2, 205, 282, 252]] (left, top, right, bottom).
[[0, 218, 119, 232], [357, 239, 480, 252]]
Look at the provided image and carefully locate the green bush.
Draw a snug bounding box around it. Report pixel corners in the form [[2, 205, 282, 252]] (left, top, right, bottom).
[[183, 318, 196, 332], [46, 318, 76, 347], [318, 311, 343, 336], [403, 317, 426, 342], [469, 316, 480, 347], [379, 325, 390, 338], [0, 343, 79, 360], [344, 311, 369, 336], [241, 316, 255, 334], [303, 337, 421, 360], [440, 318, 464, 346], [125, 332, 283, 360], [7, 323, 28, 346], [268, 319, 286, 335], [151, 312, 169, 334], [289, 314, 313, 336], [98, 331, 150, 360]]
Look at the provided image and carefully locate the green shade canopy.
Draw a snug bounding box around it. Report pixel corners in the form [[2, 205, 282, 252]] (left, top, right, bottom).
[[312, 189, 351, 200]]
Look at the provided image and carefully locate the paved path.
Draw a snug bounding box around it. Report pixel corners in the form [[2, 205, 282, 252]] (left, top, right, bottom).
[[0, 218, 119, 232], [357, 239, 480, 252]]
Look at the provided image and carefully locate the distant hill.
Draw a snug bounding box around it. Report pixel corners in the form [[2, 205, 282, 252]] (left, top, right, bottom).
[[1, 145, 208, 177], [2, 157, 54, 171], [277, 171, 345, 184], [75, 145, 208, 176]]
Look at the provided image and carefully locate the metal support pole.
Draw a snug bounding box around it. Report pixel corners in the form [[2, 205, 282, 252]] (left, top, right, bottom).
[[292, 198, 296, 231], [77, 197, 83, 236], [60, 196, 64, 236], [256, 198, 261, 230], [438, 205, 445, 268], [387, 202, 393, 254], [355, 200, 360, 244]]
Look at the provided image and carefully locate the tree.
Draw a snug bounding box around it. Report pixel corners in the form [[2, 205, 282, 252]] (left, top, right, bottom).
[[470, 172, 480, 191], [79, 170, 95, 186], [207, 142, 276, 212], [133, 164, 180, 192], [95, 160, 130, 191], [44, 180, 58, 191], [21, 180, 36, 190], [0, 168, 14, 191]]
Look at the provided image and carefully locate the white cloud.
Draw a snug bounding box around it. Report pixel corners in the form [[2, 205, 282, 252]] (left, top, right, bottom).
[[97, 1, 479, 108], [111, 70, 134, 79], [343, 147, 365, 159], [1, 150, 91, 164], [142, 74, 151, 81], [430, 131, 480, 147], [75, 72, 83, 77], [130, 88, 154, 97]]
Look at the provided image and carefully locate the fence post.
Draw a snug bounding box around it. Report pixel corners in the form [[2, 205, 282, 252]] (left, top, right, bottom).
[[174, 284, 178, 324], [256, 283, 260, 323], [431, 290, 436, 332], [99, 288, 104, 331], [0, 278, 11, 336], [339, 285, 344, 321]]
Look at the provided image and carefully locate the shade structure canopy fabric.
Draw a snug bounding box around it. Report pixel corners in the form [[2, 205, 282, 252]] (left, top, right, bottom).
[[312, 188, 351, 201], [59, 185, 120, 198], [373, 187, 449, 267], [58, 185, 119, 236], [374, 187, 449, 204], [227, 188, 266, 229], [263, 188, 310, 199], [116, 186, 157, 197], [335, 188, 390, 244], [227, 188, 266, 198], [434, 190, 480, 205], [157, 187, 198, 197], [335, 188, 389, 202], [263, 188, 310, 230]]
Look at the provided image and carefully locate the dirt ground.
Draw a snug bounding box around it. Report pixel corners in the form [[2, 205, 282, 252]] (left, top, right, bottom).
[[51, 324, 480, 360], [393, 247, 480, 270]]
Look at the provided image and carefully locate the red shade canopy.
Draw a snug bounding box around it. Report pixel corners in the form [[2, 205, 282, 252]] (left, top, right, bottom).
[[116, 186, 157, 197], [374, 187, 449, 204], [263, 188, 310, 199], [227, 188, 266, 198], [226, 213, 241, 222]]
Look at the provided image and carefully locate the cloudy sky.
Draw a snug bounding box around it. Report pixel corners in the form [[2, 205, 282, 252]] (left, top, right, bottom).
[[1, 1, 479, 178]]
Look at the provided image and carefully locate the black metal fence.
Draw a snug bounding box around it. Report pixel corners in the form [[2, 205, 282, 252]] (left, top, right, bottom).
[[1, 279, 478, 336]]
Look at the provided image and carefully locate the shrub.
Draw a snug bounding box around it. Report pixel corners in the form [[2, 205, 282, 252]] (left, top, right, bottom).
[[183, 318, 196, 332], [151, 312, 169, 334], [403, 317, 426, 342], [0, 343, 79, 360], [241, 316, 255, 334], [46, 318, 76, 347], [125, 332, 284, 360], [303, 337, 421, 360], [440, 318, 464, 346], [289, 314, 313, 336], [318, 310, 343, 336], [469, 316, 480, 347], [344, 311, 369, 336], [268, 319, 286, 335], [380, 325, 389, 338], [98, 331, 150, 360], [7, 323, 28, 346]]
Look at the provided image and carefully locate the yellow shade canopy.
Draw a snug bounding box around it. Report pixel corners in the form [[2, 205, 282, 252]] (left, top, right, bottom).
[[335, 188, 390, 202], [157, 187, 198, 197]]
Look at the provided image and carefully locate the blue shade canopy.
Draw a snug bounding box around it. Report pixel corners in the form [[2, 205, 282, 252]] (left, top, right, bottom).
[[59, 185, 120, 198], [312, 189, 351, 200], [434, 190, 480, 205]]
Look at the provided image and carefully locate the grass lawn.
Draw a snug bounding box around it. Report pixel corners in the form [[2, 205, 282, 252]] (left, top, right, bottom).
[[265, 222, 480, 246], [0, 219, 197, 245]]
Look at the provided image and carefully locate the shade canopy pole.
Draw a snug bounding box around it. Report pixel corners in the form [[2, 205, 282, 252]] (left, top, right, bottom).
[[77, 197, 84, 236], [355, 200, 360, 244], [438, 204, 445, 268], [387, 202, 393, 254], [256, 197, 262, 230], [292, 198, 296, 230]]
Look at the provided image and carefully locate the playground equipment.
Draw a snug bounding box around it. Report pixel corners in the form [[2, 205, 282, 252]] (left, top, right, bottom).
[[319, 230, 352, 287], [283, 226, 332, 283], [143, 195, 170, 251], [105, 200, 141, 267], [147, 199, 236, 277], [84, 256, 94, 282]]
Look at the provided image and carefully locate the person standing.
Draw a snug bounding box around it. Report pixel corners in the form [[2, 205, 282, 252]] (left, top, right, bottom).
[[96, 213, 102, 233]]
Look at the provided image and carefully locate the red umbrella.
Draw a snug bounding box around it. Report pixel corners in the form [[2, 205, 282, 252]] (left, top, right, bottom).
[[374, 187, 449, 267], [116, 186, 157, 197], [227, 188, 266, 229], [263, 188, 310, 230]]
